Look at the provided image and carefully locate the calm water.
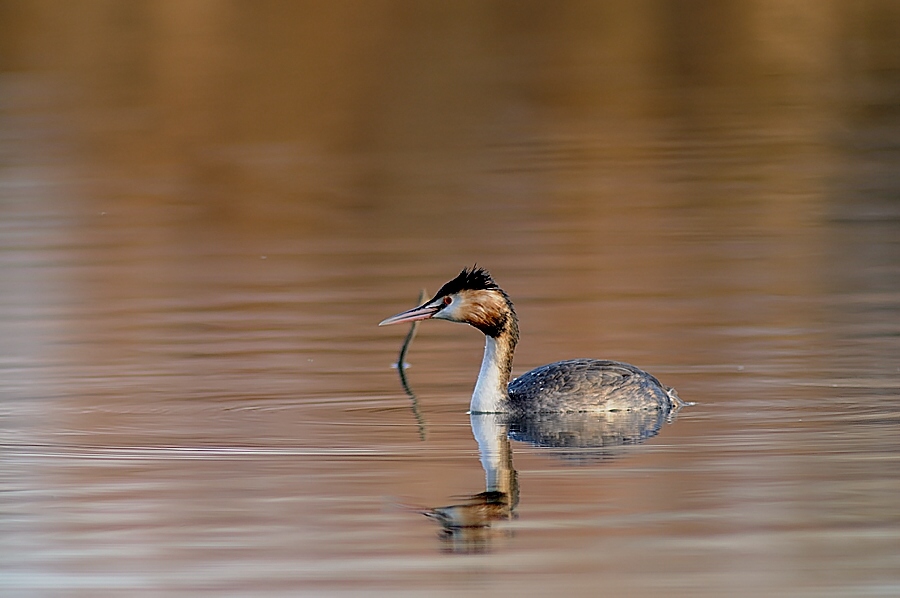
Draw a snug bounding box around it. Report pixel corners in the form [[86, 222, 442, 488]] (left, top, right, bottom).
[[2, 2, 900, 596]]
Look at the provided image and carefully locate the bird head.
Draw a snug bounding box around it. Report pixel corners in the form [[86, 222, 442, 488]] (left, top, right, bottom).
[[379, 267, 514, 338]]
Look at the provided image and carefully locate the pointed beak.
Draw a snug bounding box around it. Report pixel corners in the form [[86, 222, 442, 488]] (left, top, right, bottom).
[[379, 303, 440, 326]]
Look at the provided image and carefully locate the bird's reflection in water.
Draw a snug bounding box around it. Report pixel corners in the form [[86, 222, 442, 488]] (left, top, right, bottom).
[[510, 409, 671, 462], [423, 414, 518, 553], [424, 490, 514, 553], [423, 409, 675, 553]]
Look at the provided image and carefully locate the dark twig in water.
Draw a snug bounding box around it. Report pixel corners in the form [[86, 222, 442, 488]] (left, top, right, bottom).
[[397, 289, 427, 440]]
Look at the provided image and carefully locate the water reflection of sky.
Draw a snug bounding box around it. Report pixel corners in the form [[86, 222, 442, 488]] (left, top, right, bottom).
[[2, 3, 899, 596]]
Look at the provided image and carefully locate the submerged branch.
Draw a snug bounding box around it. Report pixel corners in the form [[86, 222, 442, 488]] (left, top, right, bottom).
[[397, 289, 427, 440]]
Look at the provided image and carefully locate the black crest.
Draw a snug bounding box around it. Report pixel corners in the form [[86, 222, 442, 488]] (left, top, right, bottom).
[[434, 266, 499, 298]]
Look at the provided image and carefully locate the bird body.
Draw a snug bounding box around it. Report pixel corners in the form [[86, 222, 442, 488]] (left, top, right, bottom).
[[380, 267, 680, 414], [508, 358, 673, 413]]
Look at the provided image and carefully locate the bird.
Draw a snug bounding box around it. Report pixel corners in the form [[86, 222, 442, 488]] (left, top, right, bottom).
[[379, 267, 682, 415]]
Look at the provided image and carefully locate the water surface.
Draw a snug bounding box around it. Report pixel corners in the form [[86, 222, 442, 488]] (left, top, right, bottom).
[[2, 2, 900, 596]]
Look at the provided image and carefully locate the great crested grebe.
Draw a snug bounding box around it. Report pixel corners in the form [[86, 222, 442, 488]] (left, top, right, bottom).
[[380, 267, 682, 414]]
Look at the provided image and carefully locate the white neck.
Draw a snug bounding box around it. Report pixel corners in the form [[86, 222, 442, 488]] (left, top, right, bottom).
[[469, 335, 513, 414]]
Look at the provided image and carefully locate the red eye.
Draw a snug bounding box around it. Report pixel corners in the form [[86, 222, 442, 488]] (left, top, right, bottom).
[[443, 296, 452, 306]]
